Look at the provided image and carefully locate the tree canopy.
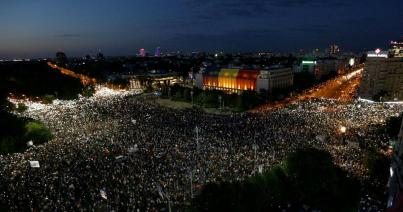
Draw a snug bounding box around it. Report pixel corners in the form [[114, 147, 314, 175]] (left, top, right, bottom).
[[191, 148, 360, 212]]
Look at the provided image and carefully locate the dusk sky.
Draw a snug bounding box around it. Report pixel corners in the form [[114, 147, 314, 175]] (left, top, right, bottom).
[[1, 0, 402, 58]]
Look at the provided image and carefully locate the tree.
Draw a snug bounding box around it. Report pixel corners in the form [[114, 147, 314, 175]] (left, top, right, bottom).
[[373, 90, 388, 102], [15, 103, 28, 113], [293, 71, 315, 91], [191, 148, 360, 212], [385, 113, 403, 139], [82, 85, 95, 97], [240, 90, 261, 110], [283, 148, 360, 210], [363, 150, 390, 186], [24, 121, 53, 145], [43, 95, 55, 104], [0, 110, 29, 153]]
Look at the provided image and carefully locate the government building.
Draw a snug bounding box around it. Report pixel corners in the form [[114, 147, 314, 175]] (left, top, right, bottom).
[[195, 67, 293, 94]]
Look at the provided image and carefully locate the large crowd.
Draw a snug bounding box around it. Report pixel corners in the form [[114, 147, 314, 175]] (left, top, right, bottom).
[[0, 92, 402, 211]]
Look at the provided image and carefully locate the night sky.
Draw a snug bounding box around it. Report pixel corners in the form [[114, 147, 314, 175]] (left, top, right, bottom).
[[1, 0, 402, 58]]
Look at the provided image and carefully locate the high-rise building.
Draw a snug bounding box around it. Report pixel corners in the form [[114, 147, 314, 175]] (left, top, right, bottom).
[[96, 52, 105, 61], [390, 38, 403, 57], [387, 118, 403, 210], [294, 58, 340, 80], [55, 51, 67, 65], [359, 45, 403, 101], [155, 47, 161, 57], [330, 44, 340, 55], [139, 48, 146, 57]]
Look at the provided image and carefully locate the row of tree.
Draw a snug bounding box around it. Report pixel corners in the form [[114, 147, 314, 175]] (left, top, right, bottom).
[[190, 112, 402, 211], [0, 61, 84, 100], [161, 85, 265, 111], [0, 110, 53, 154], [0, 61, 84, 154]]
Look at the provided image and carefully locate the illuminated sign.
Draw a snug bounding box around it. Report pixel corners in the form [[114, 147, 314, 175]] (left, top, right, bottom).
[[367, 54, 388, 58], [367, 50, 388, 58], [302, 60, 317, 65]]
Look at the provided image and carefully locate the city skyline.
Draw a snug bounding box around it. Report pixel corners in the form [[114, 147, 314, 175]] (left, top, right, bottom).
[[0, 0, 402, 58]]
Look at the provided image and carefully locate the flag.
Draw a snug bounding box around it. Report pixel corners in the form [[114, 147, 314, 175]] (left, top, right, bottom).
[[100, 188, 108, 200], [157, 186, 165, 199], [258, 165, 263, 174]]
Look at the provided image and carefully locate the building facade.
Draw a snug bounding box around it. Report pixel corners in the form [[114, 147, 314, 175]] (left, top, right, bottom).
[[294, 58, 342, 79], [390, 38, 403, 58], [387, 118, 403, 210], [195, 67, 293, 93], [359, 49, 403, 101]]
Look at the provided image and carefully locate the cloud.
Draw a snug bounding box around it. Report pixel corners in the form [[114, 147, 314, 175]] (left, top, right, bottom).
[[179, 0, 270, 21], [180, 0, 348, 20], [166, 28, 284, 51], [290, 25, 331, 34]]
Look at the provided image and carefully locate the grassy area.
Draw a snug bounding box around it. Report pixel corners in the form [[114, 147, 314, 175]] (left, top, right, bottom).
[[150, 97, 234, 115], [0, 110, 53, 154], [155, 98, 193, 110]]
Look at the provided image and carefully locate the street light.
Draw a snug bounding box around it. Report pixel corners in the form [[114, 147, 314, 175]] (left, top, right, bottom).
[[190, 90, 194, 105], [218, 95, 222, 110], [195, 126, 199, 152], [340, 126, 347, 145], [340, 126, 347, 134], [253, 144, 258, 166]]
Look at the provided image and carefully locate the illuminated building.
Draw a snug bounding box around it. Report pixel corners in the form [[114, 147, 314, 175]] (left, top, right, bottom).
[[359, 46, 403, 101], [387, 118, 403, 210], [155, 47, 161, 57], [139, 48, 146, 57], [330, 44, 340, 55], [122, 72, 180, 90], [295, 58, 342, 79], [390, 38, 403, 57], [195, 67, 293, 93]]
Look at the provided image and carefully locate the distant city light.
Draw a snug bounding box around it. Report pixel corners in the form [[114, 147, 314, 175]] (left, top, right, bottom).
[[139, 48, 146, 57], [155, 47, 161, 57]]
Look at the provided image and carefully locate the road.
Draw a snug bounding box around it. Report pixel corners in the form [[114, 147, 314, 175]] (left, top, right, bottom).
[[254, 67, 363, 112], [48, 62, 97, 85], [297, 68, 363, 101]]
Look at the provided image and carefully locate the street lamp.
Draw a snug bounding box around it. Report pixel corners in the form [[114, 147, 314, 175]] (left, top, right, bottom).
[[340, 126, 347, 134], [190, 90, 194, 105], [340, 126, 347, 145], [218, 95, 222, 110], [253, 144, 258, 167], [195, 126, 199, 152]]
